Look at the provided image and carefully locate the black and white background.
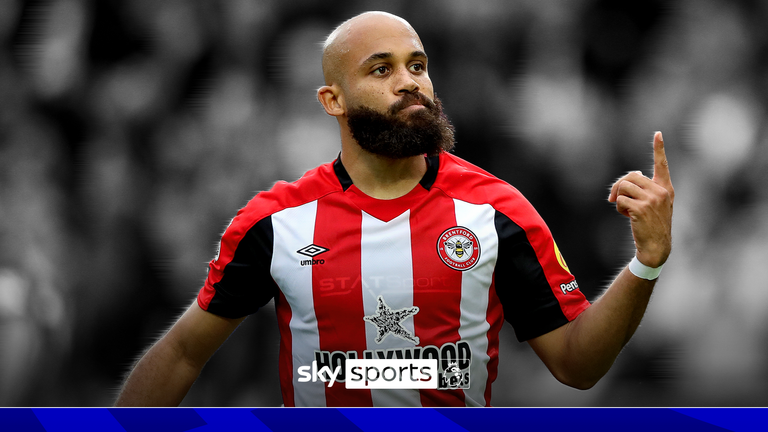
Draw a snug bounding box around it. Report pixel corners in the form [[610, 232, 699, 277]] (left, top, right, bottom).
[[1, 0, 767, 407]]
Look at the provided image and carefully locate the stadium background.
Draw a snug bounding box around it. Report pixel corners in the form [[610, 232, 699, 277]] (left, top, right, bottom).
[[1, 0, 767, 407]]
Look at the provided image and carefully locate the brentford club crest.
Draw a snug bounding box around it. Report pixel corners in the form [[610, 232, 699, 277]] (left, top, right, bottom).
[[437, 226, 480, 271]]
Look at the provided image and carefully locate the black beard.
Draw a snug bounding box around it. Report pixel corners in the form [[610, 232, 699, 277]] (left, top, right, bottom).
[[346, 93, 455, 159]]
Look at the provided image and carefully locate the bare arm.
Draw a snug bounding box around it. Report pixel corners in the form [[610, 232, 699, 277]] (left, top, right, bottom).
[[529, 131, 674, 389], [114, 302, 245, 406]]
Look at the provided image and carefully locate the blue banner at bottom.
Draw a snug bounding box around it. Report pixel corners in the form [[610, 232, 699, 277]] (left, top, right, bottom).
[[1, 408, 764, 432]]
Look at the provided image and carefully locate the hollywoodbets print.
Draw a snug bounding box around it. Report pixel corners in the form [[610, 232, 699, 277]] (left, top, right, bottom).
[[312, 340, 471, 390]]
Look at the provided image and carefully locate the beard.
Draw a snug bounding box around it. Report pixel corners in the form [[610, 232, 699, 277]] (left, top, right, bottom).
[[346, 92, 455, 159]]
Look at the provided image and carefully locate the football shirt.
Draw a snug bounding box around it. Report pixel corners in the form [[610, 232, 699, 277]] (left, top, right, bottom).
[[198, 152, 590, 407]]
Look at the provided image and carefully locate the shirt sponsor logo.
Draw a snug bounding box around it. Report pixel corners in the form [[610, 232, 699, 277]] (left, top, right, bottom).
[[304, 340, 472, 390], [317, 275, 453, 295], [560, 280, 579, 295], [437, 227, 480, 271]]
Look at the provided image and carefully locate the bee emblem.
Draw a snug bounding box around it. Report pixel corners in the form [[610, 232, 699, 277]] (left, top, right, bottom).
[[437, 227, 480, 271], [444, 239, 472, 259]]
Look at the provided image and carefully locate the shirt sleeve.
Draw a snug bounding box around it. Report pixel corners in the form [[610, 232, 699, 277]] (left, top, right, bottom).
[[197, 213, 278, 318], [493, 208, 590, 342]]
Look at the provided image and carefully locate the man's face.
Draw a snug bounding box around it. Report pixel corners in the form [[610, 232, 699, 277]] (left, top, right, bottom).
[[339, 18, 435, 114], [337, 17, 454, 157]]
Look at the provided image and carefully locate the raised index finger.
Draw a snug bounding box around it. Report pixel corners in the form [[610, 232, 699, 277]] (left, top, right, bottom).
[[652, 131, 671, 186]]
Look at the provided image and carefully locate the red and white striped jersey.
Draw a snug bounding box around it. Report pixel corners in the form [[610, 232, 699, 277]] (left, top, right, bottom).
[[197, 152, 590, 407]]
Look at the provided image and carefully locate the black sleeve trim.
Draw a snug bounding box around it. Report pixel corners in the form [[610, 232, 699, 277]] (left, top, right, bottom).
[[494, 211, 569, 342], [206, 216, 278, 318]]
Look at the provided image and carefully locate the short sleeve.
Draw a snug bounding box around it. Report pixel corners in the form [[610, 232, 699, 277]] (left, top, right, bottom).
[[197, 214, 278, 318], [493, 209, 590, 342]]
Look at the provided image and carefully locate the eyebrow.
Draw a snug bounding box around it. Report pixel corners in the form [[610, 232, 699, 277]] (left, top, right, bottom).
[[361, 50, 428, 66]]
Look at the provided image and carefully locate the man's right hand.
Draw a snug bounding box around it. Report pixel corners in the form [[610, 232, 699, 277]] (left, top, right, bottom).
[[608, 131, 674, 268]]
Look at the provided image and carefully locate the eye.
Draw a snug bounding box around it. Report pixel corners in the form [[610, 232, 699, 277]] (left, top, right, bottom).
[[410, 63, 426, 73], [372, 66, 390, 76]]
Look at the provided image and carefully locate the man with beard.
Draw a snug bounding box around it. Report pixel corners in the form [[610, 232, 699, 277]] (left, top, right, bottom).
[[115, 11, 674, 407]]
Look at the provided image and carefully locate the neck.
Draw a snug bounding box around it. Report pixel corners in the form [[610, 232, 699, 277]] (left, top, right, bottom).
[[340, 142, 427, 200]]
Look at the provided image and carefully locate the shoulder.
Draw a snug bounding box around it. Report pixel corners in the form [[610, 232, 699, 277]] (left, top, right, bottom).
[[435, 152, 520, 198], [229, 161, 343, 233]]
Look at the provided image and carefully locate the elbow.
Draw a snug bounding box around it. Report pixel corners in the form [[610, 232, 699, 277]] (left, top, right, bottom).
[[561, 377, 599, 391], [545, 352, 614, 390], [550, 367, 605, 390]]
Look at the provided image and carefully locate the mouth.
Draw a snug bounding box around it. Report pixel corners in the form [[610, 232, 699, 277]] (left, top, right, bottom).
[[400, 103, 425, 113], [390, 93, 434, 115]]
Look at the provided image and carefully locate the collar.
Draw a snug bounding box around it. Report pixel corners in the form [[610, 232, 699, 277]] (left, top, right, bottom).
[[333, 153, 440, 192]]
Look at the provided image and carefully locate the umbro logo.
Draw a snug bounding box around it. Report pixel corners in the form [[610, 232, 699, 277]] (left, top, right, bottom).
[[297, 244, 329, 257], [297, 244, 329, 266]]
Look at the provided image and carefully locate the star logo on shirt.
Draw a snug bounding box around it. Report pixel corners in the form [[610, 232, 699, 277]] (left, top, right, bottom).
[[364, 296, 420, 345]]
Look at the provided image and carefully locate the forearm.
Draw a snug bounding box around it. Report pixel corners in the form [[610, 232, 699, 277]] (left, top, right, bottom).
[[114, 302, 243, 406], [531, 132, 673, 389], [114, 334, 203, 407], [560, 266, 656, 387]]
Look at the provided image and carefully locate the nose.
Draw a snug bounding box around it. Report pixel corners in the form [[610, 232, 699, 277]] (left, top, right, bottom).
[[395, 68, 420, 94]]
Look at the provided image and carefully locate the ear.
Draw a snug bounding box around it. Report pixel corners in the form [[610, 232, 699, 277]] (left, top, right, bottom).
[[317, 85, 345, 117]]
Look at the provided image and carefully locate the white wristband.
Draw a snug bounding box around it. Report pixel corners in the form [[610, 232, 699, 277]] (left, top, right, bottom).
[[628, 256, 663, 280]]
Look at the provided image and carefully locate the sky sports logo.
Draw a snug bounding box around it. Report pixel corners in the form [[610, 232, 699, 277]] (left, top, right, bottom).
[[297, 359, 438, 389]]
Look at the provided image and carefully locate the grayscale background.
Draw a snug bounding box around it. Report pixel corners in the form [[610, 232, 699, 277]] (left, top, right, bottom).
[[1, 0, 766, 407]]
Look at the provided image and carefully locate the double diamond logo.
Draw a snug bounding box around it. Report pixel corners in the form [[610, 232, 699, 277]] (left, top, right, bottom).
[[297, 244, 329, 257]]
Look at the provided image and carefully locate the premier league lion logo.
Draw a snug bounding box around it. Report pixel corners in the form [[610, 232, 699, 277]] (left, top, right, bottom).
[[444, 362, 465, 387], [439, 361, 469, 390]]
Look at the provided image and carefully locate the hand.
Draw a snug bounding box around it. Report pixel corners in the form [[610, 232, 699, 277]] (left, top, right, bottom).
[[608, 132, 674, 268]]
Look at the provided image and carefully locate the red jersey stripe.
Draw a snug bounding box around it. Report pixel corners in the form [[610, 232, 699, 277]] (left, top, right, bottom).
[[275, 290, 295, 407], [410, 189, 465, 407], [311, 194, 372, 407]]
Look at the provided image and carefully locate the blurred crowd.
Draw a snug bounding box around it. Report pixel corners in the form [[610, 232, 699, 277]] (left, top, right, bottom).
[[1, 0, 767, 406]]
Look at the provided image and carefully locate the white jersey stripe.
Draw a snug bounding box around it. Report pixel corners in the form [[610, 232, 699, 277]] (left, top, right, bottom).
[[200, 153, 593, 407], [454, 200, 497, 407], [360, 210, 422, 407], [271, 202, 325, 407]]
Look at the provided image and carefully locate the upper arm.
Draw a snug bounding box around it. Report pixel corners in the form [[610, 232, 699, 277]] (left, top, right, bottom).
[[526, 312, 607, 390], [165, 301, 246, 369], [526, 321, 581, 387], [493, 206, 589, 342], [527, 322, 568, 368], [199, 215, 278, 318]]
